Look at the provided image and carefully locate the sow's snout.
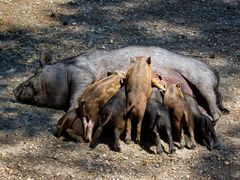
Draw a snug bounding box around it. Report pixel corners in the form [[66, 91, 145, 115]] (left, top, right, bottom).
[[13, 81, 34, 104]]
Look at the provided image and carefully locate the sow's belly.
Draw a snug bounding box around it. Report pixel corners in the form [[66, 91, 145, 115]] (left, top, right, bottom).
[[80, 46, 216, 85]]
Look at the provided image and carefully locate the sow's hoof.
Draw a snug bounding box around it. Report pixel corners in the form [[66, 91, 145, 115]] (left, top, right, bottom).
[[213, 113, 221, 123], [222, 108, 230, 115]]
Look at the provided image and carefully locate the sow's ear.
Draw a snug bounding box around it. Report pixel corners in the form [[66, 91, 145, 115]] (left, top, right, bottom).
[[146, 56, 151, 65], [39, 50, 53, 67]]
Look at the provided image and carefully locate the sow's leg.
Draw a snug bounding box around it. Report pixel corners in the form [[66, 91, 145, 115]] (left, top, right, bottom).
[[215, 89, 230, 114], [198, 86, 222, 123]]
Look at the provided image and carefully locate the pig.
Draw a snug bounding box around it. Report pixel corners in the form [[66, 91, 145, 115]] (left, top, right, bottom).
[[14, 46, 229, 122], [55, 108, 84, 142], [79, 71, 125, 142], [143, 88, 175, 154], [125, 56, 165, 144], [90, 87, 127, 152], [184, 94, 220, 150], [164, 83, 196, 149]]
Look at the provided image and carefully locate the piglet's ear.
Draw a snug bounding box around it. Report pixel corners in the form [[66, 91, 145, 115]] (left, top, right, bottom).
[[40, 50, 53, 67], [158, 75, 162, 80], [120, 78, 126, 86], [129, 56, 136, 65], [176, 83, 181, 88], [146, 57, 151, 64], [80, 101, 86, 108]]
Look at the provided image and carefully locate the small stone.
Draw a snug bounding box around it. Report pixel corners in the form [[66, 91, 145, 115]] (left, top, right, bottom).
[[52, 154, 58, 160], [224, 161, 229, 165], [123, 156, 128, 160], [231, 171, 240, 178], [71, 22, 77, 26], [209, 53, 215, 59], [26, 178, 34, 180], [69, 173, 75, 178]]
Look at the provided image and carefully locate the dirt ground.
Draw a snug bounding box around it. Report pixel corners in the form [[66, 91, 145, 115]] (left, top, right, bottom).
[[0, 0, 240, 179]]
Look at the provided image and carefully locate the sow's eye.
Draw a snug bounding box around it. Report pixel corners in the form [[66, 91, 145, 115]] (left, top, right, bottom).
[[21, 86, 34, 99]]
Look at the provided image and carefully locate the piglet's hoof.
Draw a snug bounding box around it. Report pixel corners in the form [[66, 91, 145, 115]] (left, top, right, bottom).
[[113, 144, 122, 152], [53, 130, 59, 137], [156, 149, 163, 155], [190, 144, 196, 150], [135, 138, 141, 144], [186, 142, 196, 150], [169, 147, 176, 154], [125, 138, 131, 144], [179, 144, 185, 149]]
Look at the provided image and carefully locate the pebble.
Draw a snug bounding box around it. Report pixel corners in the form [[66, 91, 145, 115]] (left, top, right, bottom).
[[71, 22, 77, 26], [123, 156, 128, 160], [224, 161, 229, 165], [26, 178, 34, 180]]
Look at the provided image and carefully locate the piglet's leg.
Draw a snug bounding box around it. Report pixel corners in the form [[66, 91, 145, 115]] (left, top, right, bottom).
[[179, 129, 186, 149], [166, 128, 175, 154], [90, 126, 103, 148], [188, 126, 196, 149], [66, 129, 84, 143], [135, 119, 143, 144], [203, 135, 214, 151], [153, 129, 163, 155], [136, 110, 146, 144], [125, 118, 132, 144], [114, 128, 123, 152]]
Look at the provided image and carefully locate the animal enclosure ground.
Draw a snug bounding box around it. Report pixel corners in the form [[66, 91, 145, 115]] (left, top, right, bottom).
[[0, 0, 240, 179]]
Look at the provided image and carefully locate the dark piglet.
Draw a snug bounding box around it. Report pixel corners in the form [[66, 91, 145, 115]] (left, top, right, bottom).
[[143, 88, 175, 154], [90, 88, 127, 152], [56, 108, 84, 142], [184, 94, 220, 150]]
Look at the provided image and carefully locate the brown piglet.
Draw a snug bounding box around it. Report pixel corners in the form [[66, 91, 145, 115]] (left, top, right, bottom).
[[163, 83, 196, 149], [55, 108, 84, 142], [125, 56, 165, 144], [79, 72, 125, 143]]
